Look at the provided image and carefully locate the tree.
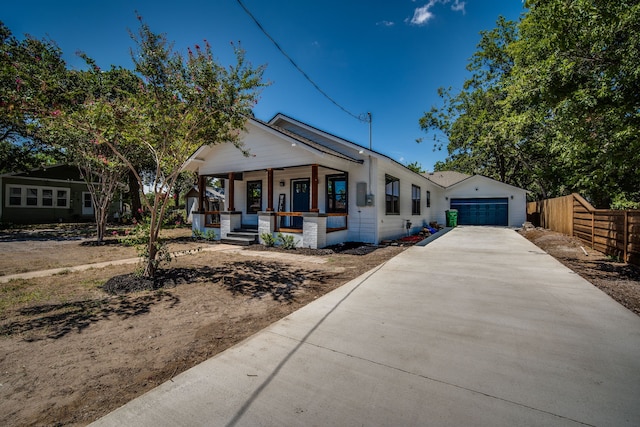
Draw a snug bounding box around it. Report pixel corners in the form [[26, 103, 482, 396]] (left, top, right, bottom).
[[406, 161, 425, 174], [41, 63, 141, 242], [508, 0, 640, 207], [420, 3, 640, 207], [101, 19, 266, 277], [0, 22, 67, 173], [420, 18, 527, 186]]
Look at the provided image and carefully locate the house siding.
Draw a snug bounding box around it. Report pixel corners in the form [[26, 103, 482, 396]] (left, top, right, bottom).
[[375, 158, 441, 242]]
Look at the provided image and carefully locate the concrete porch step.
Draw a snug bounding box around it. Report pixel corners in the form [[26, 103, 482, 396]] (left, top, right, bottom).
[[220, 237, 254, 246], [222, 229, 259, 246]]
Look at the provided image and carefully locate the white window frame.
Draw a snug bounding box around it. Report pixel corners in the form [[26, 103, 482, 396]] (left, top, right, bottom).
[[5, 184, 70, 208]]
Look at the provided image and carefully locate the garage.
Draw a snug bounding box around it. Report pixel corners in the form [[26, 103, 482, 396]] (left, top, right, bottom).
[[450, 198, 509, 226]]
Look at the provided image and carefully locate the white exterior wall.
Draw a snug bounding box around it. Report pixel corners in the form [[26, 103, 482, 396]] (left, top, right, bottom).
[[443, 176, 527, 227], [374, 158, 441, 242]]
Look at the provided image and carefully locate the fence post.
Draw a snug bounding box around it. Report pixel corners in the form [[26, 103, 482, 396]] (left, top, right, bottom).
[[624, 211, 629, 263], [591, 211, 595, 249]]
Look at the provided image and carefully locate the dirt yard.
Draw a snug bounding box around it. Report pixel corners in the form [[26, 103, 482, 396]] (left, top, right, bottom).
[[520, 227, 640, 316], [0, 225, 407, 426]]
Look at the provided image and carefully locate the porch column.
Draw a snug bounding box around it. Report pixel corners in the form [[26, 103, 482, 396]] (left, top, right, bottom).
[[267, 168, 274, 211], [198, 175, 206, 212], [227, 172, 235, 211], [311, 164, 319, 212]]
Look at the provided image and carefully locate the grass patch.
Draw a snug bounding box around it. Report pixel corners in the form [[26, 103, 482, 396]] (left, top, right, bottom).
[[0, 279, 48, 315]]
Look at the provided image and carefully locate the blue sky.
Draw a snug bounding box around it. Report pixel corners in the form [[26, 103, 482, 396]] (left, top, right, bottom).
[[3, 0, 525, 171]]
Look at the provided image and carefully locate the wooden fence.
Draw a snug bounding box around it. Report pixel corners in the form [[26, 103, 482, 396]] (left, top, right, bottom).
[[527, 194, 640, 267]]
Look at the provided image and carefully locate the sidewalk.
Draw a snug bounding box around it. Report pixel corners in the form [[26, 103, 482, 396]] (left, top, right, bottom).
[[91, 227, 640, 426], [0, 244, 236, 283]]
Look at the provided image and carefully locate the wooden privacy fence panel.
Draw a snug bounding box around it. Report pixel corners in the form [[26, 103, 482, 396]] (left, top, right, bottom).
[[527, 194, 640, 267]]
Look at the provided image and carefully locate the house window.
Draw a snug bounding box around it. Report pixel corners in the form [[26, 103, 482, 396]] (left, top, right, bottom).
[[42, 189, 54, 206], [327, 174, 347, 213], [56, 190, 68, 207], [426, 190, 431, 208], [246, 180, 262, 214], [385, 174, 400, 215], [412, 185, 421, 215], [5, 185, 69, 208], [26, 188, 38, 206], [9, 187, 22, 206]]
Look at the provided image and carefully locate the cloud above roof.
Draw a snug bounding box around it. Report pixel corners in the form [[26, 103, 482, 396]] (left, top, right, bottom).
[[407, 0, 466, 26]]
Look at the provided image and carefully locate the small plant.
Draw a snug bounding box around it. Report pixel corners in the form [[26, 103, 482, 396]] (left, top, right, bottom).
[[277, 232, 297, 250], [261, 232, 276, 247], [193, 229, 216, 241]]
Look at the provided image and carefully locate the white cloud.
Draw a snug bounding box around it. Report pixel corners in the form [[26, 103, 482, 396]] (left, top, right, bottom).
[[376, 20, 395, 27], [451, 0, 466, 13], [407, 0, 465, 26], [407, 3, 436, 26]]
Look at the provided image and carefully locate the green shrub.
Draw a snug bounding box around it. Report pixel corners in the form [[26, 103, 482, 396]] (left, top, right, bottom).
[[277, 232, 297, 250], [260, 232, 276, 247]]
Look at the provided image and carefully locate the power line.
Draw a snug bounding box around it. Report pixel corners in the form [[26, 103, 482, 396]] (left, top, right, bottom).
[[235, 0, 370, 123]]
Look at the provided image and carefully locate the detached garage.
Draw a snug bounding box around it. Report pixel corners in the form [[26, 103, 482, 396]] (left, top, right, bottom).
[[425, 172, 528, 228], [450, 198, 508, 226]]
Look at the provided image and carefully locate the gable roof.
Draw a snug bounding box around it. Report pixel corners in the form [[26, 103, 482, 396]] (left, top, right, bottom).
[[423, 171, 471, 187], [251, 117, 363, 164]]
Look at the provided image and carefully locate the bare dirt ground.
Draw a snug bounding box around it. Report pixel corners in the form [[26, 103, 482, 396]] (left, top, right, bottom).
[[520, 227, 640, 316], [0, 225, 407, 426]]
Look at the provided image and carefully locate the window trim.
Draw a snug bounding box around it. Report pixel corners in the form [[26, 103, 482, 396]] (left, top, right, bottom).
[[326, 173, 348, 213], [246, 180, 262, 214], [412, 184, 421, 215], [5, 184, 70, 208], [385, 174, 400, 215]]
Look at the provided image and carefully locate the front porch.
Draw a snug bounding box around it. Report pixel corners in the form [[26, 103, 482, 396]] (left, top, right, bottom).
[[192, 164, 350, 249]]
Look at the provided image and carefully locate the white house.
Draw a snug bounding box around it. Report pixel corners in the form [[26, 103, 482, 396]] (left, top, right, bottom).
[[184, 114, 527, 247]]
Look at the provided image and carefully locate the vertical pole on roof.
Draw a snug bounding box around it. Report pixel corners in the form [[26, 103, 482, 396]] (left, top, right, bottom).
[[368, 112, 372, 150]]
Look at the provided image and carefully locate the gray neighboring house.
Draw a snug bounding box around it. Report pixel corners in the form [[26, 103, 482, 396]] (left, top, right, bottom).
[[0, 164, 121, 224]]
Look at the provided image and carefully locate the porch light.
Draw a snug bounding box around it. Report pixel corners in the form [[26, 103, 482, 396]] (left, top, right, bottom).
[[279, 180, 285, 187]]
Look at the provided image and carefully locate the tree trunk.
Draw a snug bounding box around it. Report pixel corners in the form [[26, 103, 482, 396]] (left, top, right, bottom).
[[129, 169, 143, 219]]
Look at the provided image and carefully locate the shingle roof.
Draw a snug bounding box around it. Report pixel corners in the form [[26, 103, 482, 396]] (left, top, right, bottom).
[[251, 117, 363, 164]]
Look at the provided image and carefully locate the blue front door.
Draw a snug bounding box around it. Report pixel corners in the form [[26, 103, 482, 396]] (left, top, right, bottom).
[[291, 179, 310, 228]]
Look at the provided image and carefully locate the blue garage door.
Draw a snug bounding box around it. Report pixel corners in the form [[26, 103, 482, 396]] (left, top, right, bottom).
[[450, 198, 508, 226]]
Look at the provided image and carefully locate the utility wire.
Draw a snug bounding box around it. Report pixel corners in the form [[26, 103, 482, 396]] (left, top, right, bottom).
[[236, 0, 370, 123]]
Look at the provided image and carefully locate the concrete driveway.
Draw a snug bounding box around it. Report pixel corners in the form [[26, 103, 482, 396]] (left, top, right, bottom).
[[92, 227, 640, 426]]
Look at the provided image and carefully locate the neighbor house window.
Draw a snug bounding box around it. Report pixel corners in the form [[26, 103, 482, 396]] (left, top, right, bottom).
[[5, 185, 69, 208], [8, 187, 22, 206], [246, 180, 262, 213], [385, 174, 400, 215], [327, 174, 347, 213], [56, 190, 68, 207], [42, 189, 53, 206], [426, 190, 431, 208], [412, 185, 421, 215], [26, 188, 38, 206]]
